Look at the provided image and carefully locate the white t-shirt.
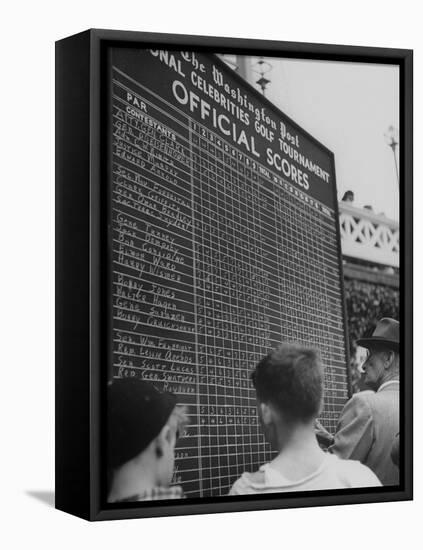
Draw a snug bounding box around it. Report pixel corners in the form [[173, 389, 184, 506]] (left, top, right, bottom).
[[229, 453, 381, 495]]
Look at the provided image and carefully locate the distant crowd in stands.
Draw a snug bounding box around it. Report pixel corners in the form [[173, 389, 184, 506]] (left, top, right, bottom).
[[341, 189, 386, 215], [107, 318, 400, 502]]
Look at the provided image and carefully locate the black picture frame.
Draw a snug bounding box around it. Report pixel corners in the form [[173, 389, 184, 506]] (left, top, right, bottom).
[[55, 29, 413, 521]]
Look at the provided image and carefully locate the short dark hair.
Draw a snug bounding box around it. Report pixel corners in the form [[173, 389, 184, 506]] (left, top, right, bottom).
[[251, 343, 324, 422], [108, 378, 177, 470], [341, 190, 354, 201]]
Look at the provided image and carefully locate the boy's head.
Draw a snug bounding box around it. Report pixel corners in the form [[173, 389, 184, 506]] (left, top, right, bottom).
[[251, 344, 324, 443], [108, 378, 187, 491]]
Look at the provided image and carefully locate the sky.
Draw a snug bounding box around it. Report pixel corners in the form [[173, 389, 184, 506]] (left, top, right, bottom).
[[243, 56, 400, 221]]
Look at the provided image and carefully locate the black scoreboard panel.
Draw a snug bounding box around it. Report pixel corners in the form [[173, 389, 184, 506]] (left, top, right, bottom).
[[108, 48, 349, 497]]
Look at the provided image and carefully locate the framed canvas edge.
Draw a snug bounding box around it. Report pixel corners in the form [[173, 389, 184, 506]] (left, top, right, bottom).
[[56, 29, 413, 521], [85, 28, 413, 61], [91, 487, 412, 522], [55, 30, 92, 521], [399, 47, 413, 502]]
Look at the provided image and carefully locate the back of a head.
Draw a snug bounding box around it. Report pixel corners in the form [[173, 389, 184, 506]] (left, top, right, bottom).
[[108, 377, 177, 470], [341, 190, 354, 202], [252, 343, 324, 423]]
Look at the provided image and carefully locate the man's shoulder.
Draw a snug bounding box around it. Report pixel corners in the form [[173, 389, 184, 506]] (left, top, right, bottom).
[[345, 390, 377, 413], [229, 469, 266, 495], [377, 381, 400, 396], [350, 389, 376, 403], [346, 388, 398, 419], [326, 454, 381, 487]]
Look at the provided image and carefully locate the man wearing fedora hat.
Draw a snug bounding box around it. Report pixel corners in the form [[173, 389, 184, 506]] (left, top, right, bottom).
[[330, 318, 400, 485]]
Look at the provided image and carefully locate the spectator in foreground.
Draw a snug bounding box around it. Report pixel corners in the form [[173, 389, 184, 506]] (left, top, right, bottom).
[[330, 318, 400, 485], [107, 378, 188, 502], [229, 344, 380, 495]]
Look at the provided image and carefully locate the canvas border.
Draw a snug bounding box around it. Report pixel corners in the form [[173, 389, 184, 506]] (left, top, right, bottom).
[[55, 29, 413, 521]]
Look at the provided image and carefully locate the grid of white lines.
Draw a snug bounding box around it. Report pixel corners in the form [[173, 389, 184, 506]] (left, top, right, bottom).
[[111, 65, 348, 497]]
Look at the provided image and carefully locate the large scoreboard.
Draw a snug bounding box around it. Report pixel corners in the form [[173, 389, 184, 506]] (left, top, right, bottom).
[[108, 47, 349, 498]]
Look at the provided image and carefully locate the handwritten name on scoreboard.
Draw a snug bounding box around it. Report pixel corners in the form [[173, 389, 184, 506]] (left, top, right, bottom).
[[109, 47, 348, 498]]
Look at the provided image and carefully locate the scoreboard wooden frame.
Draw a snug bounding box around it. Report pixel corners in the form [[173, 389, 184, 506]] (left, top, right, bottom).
[[55, 29, 413, 521]]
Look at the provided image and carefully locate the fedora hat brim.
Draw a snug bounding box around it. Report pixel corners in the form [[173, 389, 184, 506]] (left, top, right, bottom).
[[356, 336, 399, 350]]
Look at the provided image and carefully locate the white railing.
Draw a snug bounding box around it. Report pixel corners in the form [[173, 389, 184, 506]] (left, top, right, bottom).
[[339, 203, 399, 268]]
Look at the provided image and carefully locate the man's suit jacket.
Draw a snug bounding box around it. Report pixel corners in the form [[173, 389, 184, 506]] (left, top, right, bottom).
[[330, 381, 399, 485]]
